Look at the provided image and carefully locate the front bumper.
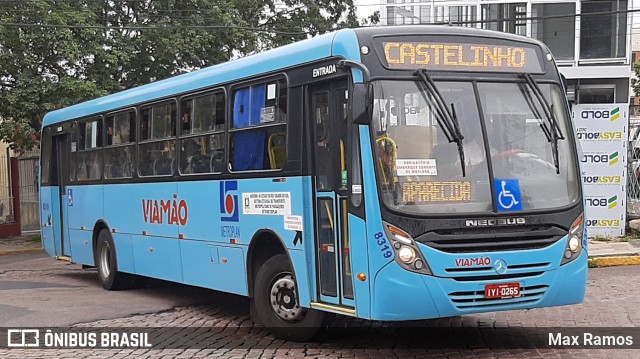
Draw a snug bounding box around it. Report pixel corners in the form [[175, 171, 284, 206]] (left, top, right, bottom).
[[371, 238, 587, 321]]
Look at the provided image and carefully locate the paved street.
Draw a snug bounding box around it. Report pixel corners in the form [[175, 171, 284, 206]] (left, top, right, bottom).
[[0, 254, 638, 358]]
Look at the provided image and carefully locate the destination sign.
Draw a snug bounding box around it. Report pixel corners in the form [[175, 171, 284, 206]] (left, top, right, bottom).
[[402, 181, 472, 204], [382, 41, 543, 73]]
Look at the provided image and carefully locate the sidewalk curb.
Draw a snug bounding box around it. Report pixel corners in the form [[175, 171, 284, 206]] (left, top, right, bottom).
[[588, 256, 640, 267], [0, 248, 44, 256]]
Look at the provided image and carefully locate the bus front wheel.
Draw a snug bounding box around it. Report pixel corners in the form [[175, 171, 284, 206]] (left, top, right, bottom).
[[252, 254, 324, 341], [95, 229, 131, 290]]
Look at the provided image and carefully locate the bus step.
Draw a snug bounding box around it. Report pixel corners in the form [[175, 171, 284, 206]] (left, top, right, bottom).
[[310, 302, 356, 316]]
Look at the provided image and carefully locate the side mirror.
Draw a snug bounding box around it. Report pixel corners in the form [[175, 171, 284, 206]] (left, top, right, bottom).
[[561, 74, 575, 102], [352, 83, 373, 125]]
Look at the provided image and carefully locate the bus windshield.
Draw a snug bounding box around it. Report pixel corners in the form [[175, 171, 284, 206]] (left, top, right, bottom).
[[372, 80, 580, 214]]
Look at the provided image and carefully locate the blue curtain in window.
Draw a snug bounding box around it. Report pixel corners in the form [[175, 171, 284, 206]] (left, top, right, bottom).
[[250, 84, 266, 126], [231, 84, 267, 170], [233, 88, 251, 128], [232, 131, 266, 170]]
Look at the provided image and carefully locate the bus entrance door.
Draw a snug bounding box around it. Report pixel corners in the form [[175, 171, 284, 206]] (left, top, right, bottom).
[[310, 82, 355, 310], [50, 133, 72, 258]]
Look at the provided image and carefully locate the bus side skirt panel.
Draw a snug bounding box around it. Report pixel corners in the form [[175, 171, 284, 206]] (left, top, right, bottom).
[[68, 228, 94, 266], [349, 213, 371, 319], [180, 240, 248, 296], [39, 186, 58, 257], [112, 233, 136, 274], [131, 235, 183, 283]]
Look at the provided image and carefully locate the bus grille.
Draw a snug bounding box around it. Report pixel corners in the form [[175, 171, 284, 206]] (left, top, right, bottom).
[[444, 262, 551, 281], [448, 285, 548, 310], [449, 271, 545, 282], [416, 226, 566, 253]]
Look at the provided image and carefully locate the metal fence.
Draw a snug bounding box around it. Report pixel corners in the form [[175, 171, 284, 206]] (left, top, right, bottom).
[[0, 152, 14, 225], [18, 150, 39, 231], [629, 119, 640, 217]]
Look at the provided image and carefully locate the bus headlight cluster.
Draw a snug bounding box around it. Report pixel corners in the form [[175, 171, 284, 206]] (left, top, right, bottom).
[[398, 246, 415, 263], [383, 222, 432, 275], [561, 213, 584, 265], [568, 235, 580, 252]]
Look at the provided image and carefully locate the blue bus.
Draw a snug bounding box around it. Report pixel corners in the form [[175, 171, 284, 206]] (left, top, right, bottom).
[[39, 26, 587, 341]]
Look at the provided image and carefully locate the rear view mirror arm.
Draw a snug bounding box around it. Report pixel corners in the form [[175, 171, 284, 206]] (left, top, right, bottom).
[[338, 60, 371, 83]]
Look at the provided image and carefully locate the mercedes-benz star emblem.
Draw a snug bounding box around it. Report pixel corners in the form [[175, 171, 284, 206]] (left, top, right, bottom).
[[494, 259, 508, 274]]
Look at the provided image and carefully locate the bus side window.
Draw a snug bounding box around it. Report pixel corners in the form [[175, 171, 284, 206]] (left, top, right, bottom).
[[138, 102, 176, 177], [74, 117, 102, 181], [179, 92, 226, 175], [70, 122, 78, 181], [230, 81, 287, 171], [105, 110, 135, 179]]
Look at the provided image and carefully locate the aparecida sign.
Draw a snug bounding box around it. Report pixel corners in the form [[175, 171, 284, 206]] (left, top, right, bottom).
[[573, 104, 628, 237]]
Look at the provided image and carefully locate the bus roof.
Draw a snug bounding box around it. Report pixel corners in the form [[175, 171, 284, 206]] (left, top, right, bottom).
[[351, 25, 545, 46], [42, 25, 545, 127], [42, 28, 361, 127]]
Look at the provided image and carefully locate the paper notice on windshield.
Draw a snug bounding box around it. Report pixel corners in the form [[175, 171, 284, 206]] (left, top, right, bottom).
[[396, 159, 437, 176]]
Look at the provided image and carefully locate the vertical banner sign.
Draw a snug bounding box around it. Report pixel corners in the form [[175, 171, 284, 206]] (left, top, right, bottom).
[[573, 104, 628, 237]]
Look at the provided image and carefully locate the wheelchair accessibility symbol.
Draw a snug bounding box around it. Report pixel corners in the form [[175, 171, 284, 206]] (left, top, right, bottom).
[[495, 179, 522, 211]]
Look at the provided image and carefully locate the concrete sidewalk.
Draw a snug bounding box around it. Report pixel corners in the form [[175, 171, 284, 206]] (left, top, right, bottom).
[[1, 233, 639, 266], [0, 233, 44, 256], [587, 238, 640, 267]]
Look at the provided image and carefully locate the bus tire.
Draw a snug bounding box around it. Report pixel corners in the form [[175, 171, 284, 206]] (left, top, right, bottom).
[[95, 229, 131, 290], [253, 254, 323, 341]]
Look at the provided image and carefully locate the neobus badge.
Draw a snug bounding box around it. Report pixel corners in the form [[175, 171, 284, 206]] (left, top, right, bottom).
[[465, 217, 526, 227], [312, 64, 337, 78]]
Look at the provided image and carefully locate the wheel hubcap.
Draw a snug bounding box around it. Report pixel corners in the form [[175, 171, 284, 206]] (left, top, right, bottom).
[[99, 243, 111, 279], [270, 274, 303, 321]]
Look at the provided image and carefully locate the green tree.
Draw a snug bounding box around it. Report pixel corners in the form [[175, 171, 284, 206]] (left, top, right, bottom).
[[0, 0, 367, 152], [632, 61, 640, 97]]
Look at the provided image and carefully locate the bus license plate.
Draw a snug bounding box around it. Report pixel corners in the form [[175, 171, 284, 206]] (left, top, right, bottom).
[[484, 282, 521, 299]]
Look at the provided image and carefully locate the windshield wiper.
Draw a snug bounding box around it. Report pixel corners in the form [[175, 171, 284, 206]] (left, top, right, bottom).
[[415, 69, 466, 177], [519, 83, 553, 142], [520, 73, 565, 174]]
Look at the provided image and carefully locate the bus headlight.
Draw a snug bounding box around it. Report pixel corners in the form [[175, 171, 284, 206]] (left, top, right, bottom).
[[568, 235, 580, 252], [398, 246, 415, 263], [383, 222, 432, 275], [561, 213, 584, 265]]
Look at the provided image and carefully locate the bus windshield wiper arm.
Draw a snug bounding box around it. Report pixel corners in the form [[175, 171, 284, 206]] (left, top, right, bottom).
[[519, 83, 552, 143], [520, 73, 564, 174], [415, 69, 466, 177]]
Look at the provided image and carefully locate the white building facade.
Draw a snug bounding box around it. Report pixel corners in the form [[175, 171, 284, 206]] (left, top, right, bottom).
[[380, 0, 632, 104]]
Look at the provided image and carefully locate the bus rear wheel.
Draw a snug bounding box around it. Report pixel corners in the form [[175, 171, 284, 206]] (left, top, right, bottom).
[[95, 229, 131, 290], [252, 254, 324, 341]]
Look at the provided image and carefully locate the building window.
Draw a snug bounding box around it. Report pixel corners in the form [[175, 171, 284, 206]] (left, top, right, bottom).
[[579, 87, 615, 103], [387, 4, 430, 25], [580, 0, 627, 59], [481, 3, 527, 36], [434, 6, 477, 27], [531, 3, 576, 61]]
